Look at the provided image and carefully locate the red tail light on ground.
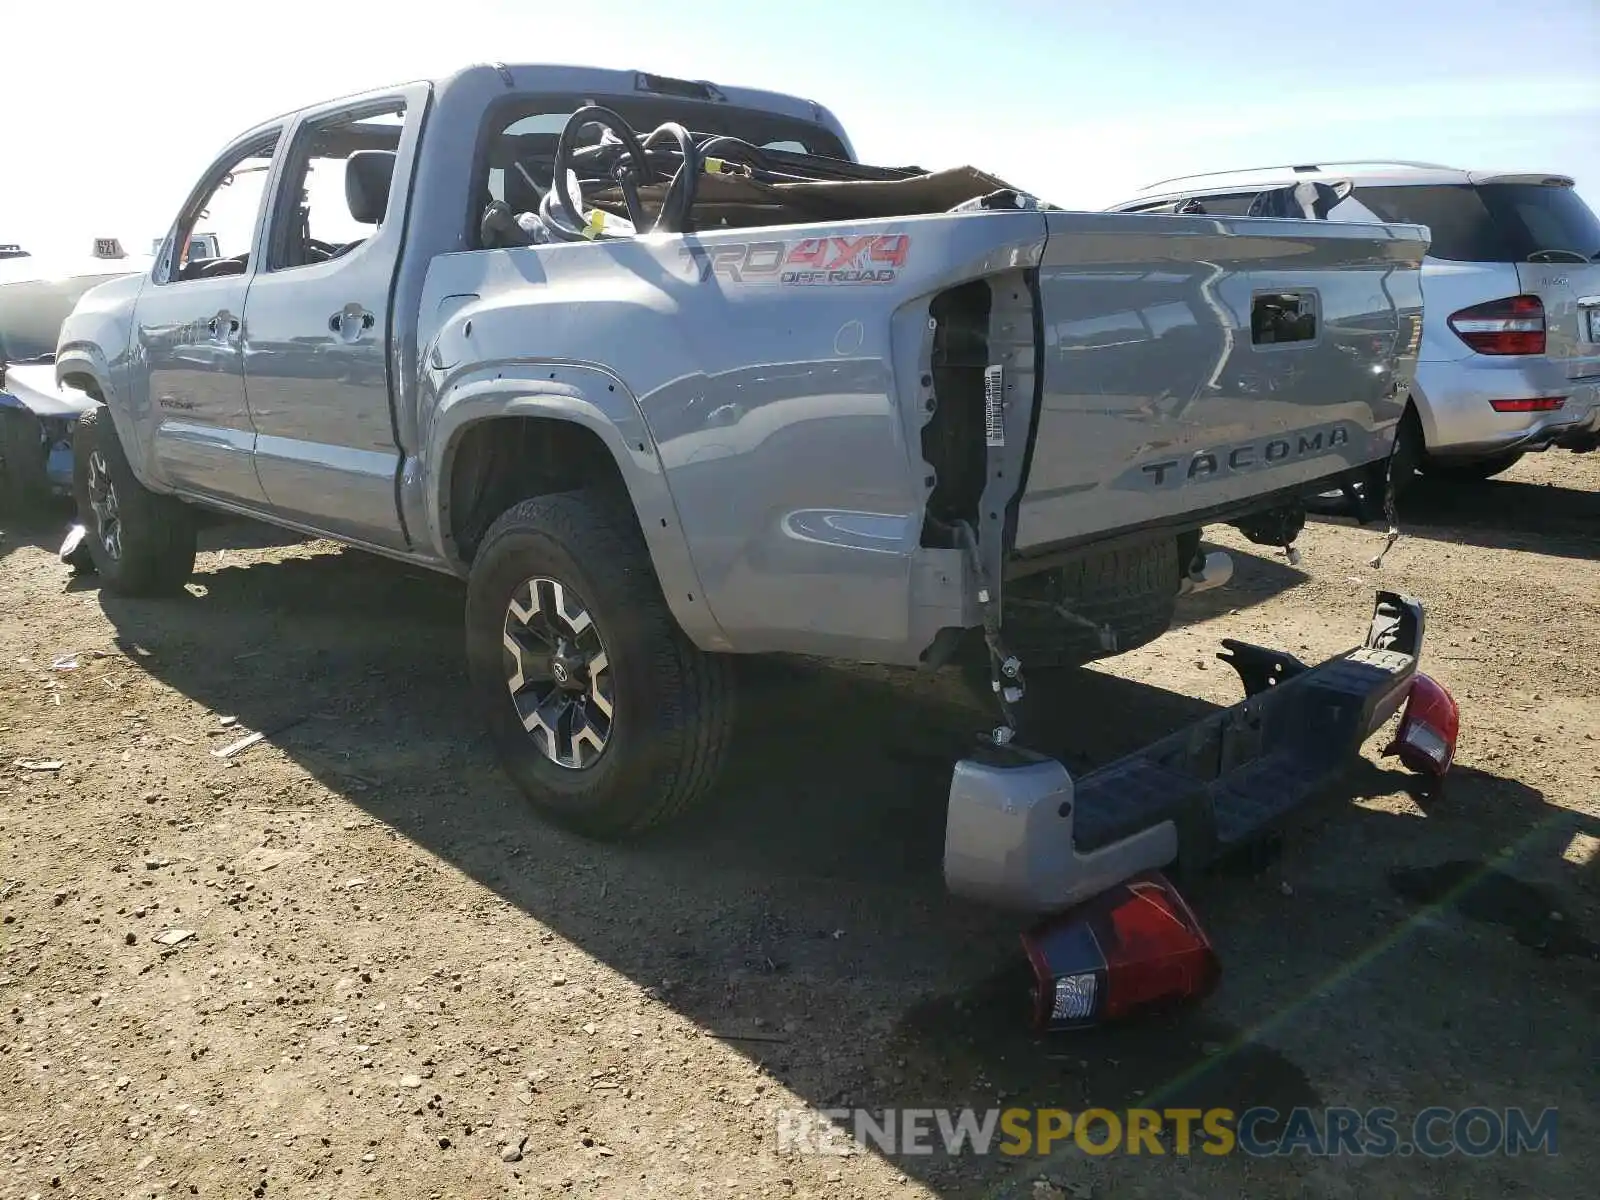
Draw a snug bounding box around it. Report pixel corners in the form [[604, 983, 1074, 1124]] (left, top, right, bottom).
[[1021, 873, 1220, 1032], [1384, 672, 1460, 776], [1448, 295, 1546, 356]]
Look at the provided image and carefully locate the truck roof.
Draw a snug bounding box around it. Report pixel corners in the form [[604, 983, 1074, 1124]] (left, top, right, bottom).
[[473, 63, 835, 129], [236, 63, 846, 154]]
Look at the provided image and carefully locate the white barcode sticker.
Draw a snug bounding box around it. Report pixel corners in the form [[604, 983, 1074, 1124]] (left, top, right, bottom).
[[984, 364, 1005, 447]]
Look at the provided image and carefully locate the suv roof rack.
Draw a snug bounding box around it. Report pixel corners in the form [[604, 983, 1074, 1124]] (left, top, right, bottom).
[[1139, 160, 1459, 192]]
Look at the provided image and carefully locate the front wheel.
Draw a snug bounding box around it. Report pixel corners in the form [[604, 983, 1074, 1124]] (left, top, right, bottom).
[[464, 491, 735, 839], [70, 407, 197, 595]]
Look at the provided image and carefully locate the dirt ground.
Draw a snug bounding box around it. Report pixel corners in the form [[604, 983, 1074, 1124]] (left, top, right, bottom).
[[1, 454, 1596, 1200]]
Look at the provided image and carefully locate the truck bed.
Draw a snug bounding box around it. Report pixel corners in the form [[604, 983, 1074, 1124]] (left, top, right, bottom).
[[417, 206, 1427, 664]]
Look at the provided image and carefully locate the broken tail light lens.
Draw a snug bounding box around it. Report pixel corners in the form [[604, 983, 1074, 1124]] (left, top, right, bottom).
[[1021, 872, 1220, 1032], [1448, 295, 1546, 356], [1384, 672, 1459, 776]]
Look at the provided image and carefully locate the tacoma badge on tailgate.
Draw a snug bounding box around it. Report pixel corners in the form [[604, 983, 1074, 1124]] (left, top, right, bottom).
[[1130, 421, 1356, 489]]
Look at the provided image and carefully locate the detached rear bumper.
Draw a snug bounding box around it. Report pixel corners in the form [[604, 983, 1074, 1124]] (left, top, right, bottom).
[[945, 591, 1426, 913]]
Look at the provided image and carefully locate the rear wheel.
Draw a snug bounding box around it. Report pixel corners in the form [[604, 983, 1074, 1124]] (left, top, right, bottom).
[[71, 407, 197, 595], [1425, 451, 1524, 483], [464, 490, 735, 839]]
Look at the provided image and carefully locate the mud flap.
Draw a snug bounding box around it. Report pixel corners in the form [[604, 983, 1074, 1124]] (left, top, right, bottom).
[[944, 591, 1426, 913]]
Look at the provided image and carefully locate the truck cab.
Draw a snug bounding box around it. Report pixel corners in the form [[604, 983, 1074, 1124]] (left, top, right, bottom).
[[56, 65, 853, 546]]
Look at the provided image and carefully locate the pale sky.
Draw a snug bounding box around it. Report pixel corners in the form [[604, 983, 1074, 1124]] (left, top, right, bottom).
[[2, 0, 1597, 259]]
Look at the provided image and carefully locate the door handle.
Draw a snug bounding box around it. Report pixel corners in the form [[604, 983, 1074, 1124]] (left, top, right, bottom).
[[329, 308, 376, 335], [206, 315, 241, 339]]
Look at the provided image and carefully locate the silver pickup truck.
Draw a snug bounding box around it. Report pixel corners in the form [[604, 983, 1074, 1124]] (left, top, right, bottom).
[[56, 63, 1444, 930]]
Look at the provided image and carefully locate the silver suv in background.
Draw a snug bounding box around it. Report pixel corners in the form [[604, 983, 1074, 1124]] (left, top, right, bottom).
[[1110, 163, 1600, 484]]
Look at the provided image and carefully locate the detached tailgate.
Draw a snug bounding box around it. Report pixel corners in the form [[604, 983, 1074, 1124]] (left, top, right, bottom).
[[1011, 211, 1427, 556]]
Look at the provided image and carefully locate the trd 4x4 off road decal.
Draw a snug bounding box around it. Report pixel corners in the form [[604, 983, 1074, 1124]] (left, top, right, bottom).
[[680, 234, 910, 286]]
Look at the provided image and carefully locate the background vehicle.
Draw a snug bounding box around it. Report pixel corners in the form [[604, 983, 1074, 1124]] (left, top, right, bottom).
[[0, 234, 224, 512], [0, 242, 146, 510], [151, 233, 222, 260], [54, 64, 1428, 912], [0, 238, 150, 360], [1110, 162, 1600, 485], [0, 351, 92, 511]]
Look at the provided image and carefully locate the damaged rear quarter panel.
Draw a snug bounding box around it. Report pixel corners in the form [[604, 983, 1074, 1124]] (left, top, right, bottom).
[[417, 213, 1049, 663]]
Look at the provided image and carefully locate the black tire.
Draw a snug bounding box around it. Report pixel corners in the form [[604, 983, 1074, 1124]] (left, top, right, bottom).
[[465, 490, 735, 839], [995, 536, 1182, 670], [1425, 451, 1524, 483], [0, 407, 50, 513], [71, 407, 197, 595], [1388, 405, 1424, 498]]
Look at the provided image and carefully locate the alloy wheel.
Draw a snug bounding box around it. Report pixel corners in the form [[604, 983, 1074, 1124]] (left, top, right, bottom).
[[85, 449, 122, 560], [502, 576, 615, 769]]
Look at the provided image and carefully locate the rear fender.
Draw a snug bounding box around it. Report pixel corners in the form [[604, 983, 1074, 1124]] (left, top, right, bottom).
[[1405, 376, 1441, 451], [424, 361, 731, 651]]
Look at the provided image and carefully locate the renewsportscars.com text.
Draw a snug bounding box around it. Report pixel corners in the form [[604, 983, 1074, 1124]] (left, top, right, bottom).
[[776, 1106, 1559, 1159]]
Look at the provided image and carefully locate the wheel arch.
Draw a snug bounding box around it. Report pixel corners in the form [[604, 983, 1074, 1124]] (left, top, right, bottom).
[[53, 365, 105, 404], [1401, 382, 1439, 454], [54, 338, 118, 405], [52, 352, 167, 492], [427, 363, 731, 651]]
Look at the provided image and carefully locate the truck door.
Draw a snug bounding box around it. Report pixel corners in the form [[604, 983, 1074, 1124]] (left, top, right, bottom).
[[133, 130, 280, 505], [241, 85, 428, 551]]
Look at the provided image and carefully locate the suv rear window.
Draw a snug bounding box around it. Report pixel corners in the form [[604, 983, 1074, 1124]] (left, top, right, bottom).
[[1353, 183, 1600, 263], [1478, 184, 1600, 263]]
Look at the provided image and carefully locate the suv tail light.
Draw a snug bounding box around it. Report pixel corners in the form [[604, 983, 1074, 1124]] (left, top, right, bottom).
[[1448, 295, 1545, 355]]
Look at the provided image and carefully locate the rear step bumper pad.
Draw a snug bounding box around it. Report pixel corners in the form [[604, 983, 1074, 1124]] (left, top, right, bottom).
[[944, 591, 1424, 913]]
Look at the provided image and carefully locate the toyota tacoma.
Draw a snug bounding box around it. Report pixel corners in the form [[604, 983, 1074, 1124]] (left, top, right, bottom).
[[54, 64, 1451, 939]]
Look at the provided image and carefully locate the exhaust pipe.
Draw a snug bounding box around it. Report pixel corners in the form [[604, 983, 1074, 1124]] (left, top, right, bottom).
[[1177, 550, 1233, 598]]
